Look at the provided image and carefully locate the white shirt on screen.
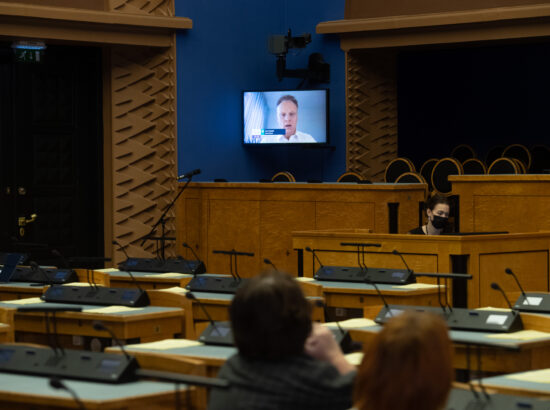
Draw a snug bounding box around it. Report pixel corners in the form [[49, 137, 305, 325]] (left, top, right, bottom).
[[260, 131, 315, 143]]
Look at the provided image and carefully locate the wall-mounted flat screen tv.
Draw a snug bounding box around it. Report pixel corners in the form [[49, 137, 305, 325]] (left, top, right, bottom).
[[243, 89, 328, 145]]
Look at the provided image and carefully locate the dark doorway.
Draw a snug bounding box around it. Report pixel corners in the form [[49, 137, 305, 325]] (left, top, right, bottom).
[[0, 44, 103, 264]]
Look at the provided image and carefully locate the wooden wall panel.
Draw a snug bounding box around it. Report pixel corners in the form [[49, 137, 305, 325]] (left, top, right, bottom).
[[260, 201, 316, 274], [479, 251, 548, 307], [206, 199, 260, 276], [315, 201, 375, 230], [345, 0, 550, 19], [108, 0, 174, 16], [346, 50, 397, 182], [110, 43, 177, 262]]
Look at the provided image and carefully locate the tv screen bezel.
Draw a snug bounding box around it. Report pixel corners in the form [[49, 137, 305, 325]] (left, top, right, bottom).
[[242, 88, 330, 146]]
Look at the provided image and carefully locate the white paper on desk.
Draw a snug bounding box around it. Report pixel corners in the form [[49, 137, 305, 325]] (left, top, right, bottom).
[[393, 283, 440, 289], [143, 273, 186, 278], [61, 282, 103, 287], [156, 287, 188, 294], [96, 268, 119, 273], [524, 297, 543, 306], [128, 339, 203, 350], [476, 306, 512, 312], [486, 330, 550, 341], [84, 306, 145, 314], [507, 368, 550, 384], [345, 352, 364, 366], [324, 318, 376, 329], [295, 277, 315, 282], [2, 297, 44, 305]]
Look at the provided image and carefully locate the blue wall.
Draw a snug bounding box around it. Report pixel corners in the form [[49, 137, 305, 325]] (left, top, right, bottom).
[[175, 0, 346, 182]]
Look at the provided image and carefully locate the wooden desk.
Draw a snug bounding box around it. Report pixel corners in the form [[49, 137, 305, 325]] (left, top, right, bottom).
[[298, 278, 442, 311], [0, 298, 184, 350], [449, 175, 550, 234], [340, 312, 550, 374], [0, 283, 46, 301], [0, 372, 190, 409], [107, 339, 236, 379], [96, 269, 193, 290], [480, 369, 550, 398], [176, 181, 427, 277], [292, 230, 550, 308]]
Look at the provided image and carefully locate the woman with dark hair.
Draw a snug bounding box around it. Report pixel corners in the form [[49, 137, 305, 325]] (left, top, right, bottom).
[[353, 311, 453, 410], [409, 194, 451, 235], [208, 270, 355, 410]]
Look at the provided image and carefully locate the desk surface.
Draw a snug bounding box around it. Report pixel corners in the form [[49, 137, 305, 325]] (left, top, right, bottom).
[[480, 369, 550, 397], [0, 371, 188, 409]]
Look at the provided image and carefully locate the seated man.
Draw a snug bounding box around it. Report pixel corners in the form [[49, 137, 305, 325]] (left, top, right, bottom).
[[208, 270, 355, 410]]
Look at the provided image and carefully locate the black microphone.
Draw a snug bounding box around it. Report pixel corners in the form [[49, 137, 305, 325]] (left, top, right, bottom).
[[505, 268, 529, 305], [491, 282, 516, 313], [364, 277, 393, 317], [51, 249, 70, 269], [391, 249, 413, 274], [29, 261, 54, 287], [112, 240, 143, 292], [263, 258, 278, 271], [313, 299, 355, 353], [305, 247, 324, 269], [92, 321, 132, 361], [185, 292, 224, 337], [50, 377, 86, 410], [182, 242, 202, 264], [177, 168, 201, 180]]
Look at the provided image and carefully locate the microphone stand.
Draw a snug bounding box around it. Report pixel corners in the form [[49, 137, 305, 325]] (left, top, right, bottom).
[[140, 176, 194, 260]]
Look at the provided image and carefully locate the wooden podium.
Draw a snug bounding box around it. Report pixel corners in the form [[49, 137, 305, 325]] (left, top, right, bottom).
[[176, 182, 427, 277], [292, 229, 550, 308]]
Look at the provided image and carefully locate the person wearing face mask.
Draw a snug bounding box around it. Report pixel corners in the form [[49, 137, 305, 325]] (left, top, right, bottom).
[[408, 195, 451, 235]]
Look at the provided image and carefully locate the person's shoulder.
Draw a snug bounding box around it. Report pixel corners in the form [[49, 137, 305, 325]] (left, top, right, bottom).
[[408, 226, 425, 235]]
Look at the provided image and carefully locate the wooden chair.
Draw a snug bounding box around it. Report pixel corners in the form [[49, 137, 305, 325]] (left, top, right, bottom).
[[503, 143, 531, 172], [462, 158, 486, 174], [431, 157, 463, 196], [337, 171, 363, 183], [271, 171, 295, 182], [451, 144, 476, 163], [488, 157, 521, 174], [384, 157, 416, 183]]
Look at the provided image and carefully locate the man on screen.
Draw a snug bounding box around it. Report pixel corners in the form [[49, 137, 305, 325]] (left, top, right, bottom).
[[261, 95, 316, 143]]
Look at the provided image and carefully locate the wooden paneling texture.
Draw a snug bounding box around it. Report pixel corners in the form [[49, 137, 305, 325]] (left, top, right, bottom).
[[109, 2, 177, 263], [176, 183, 426, 278], [345, 0, 550, 19], [346, 50, 397, 182]]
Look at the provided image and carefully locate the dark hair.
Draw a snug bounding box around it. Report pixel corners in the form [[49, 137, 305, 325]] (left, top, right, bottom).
[[354, 311, 453, 410], [230, 270, 312, 360], [425, 194, 450, 212], [276, 95, 298, 108]]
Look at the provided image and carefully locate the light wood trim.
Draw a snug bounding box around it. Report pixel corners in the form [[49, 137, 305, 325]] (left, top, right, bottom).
[[0, 2, 192, 30], [450, 175, 550, 182], [317, 3, 550, 34]]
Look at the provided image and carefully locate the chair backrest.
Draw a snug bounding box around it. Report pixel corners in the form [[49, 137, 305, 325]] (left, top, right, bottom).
[[485, 145, 505, 167], [502, 144, 531, 172], [384, 157, 415, 183], [431, 157, 463, 196], [271, 171, 296, 182], [451, 144, 476, 163], [395, 172, 427, 184], [462, 158, 486, 175], [419, 158, 438, 191], [487, 157, 520, 174], [337, 171, 363, 183]]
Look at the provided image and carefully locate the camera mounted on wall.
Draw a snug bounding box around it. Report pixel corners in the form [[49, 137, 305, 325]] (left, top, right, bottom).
[[268, 29, 330, 83]]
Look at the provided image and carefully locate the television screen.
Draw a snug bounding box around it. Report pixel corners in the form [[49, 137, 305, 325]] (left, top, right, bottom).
[[243, 89, 328, 144]]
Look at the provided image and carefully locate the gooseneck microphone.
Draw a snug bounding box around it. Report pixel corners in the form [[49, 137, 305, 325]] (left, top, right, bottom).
[[305, 247, 324, 268], [263, 258, 279, 271], [392, 249, 413, 274], [505, 268, 529, 305], [185, 292, 224, 337], [50, 377, 86, 410], [29, 261, 54, 287], [182, 242, 202, 264], [177, 168, 201, 180], [112, 240, 143, 292], [51, 249, 70, 269], [364, 277, 393, 317], [491, 282, 516, 313], [92, 321, 132, 361]]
